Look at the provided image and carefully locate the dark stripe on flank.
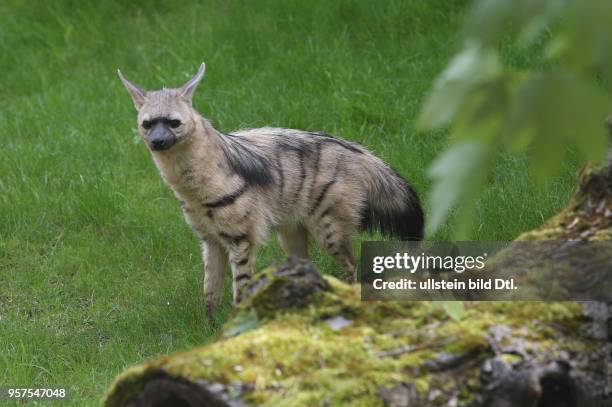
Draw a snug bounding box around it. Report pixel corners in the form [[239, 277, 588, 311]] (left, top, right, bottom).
[[310, 179, 335, 215], [307, 142, 322, 202], [203, 183, 248, 208], [294, 149, 306, 200], [310, 161, 342, 215], [312, 142, 322, 178], [309, 131, 364, 154], [276, 148, 285, 194]]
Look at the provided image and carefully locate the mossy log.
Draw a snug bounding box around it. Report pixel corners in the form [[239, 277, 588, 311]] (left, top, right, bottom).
[[104, 164, 612, 407]]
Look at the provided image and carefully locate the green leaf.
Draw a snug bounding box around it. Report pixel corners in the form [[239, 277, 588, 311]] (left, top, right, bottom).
[[451, 78, 510, 143], [223, 309, 259, 338], [441, 301, 465, 321], [508, 71, 610, 177], [418, 42, 502, 129], [426, 141, 491, 237], [421, 0, 612, 238], [560, 0, 612, 76], [544, 35, 568, 61], [463, 0, 514, 45], [464, 0, 564, 46]]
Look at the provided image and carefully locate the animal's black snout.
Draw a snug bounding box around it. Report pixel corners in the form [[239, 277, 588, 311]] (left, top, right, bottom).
[[148, 122, 177, 151], [150, 138, 169, 150]]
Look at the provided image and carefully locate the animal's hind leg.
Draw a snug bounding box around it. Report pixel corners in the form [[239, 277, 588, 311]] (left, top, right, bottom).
[[277, 224, 309, 259], [328, 237, 357, 284], [308, 209, 357, 284]]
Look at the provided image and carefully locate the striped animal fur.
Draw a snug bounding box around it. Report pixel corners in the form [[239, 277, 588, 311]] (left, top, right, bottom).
[[118, 64, 424, 318]]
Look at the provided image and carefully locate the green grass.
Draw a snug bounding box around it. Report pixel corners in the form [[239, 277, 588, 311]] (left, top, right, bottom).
[[0, 0, 579, 405]]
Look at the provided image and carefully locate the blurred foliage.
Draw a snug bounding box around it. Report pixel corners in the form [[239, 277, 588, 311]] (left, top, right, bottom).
[[440, 301, 466, 321], [418, 0, 612, 238], [223, 309, 260, 338]]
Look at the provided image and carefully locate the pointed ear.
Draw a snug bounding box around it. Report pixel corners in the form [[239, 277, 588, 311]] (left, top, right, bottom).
[[178, 63, 206, 103], [117, 69, 147, 110]]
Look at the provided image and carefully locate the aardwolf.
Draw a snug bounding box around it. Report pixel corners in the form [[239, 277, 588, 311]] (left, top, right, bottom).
[[118, 64, 424, 317]]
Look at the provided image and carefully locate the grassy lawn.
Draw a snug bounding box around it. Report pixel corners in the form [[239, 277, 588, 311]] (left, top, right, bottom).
[[0, 0, 579, 405]]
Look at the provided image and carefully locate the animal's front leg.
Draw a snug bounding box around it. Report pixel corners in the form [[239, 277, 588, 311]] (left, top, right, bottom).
[[202, 240, 228, 321], [227, 237, 256, 304]]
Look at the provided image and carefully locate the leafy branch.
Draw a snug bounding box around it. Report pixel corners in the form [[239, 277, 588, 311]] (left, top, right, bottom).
[[418, 0, 612, 238]]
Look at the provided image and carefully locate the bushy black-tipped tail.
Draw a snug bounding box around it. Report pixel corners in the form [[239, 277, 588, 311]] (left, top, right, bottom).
[[360, 169, 424, 241]]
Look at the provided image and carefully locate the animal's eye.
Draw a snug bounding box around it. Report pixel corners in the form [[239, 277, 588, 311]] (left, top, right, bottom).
[[168, 119, 181, 129], [142, 120, 152, 130]]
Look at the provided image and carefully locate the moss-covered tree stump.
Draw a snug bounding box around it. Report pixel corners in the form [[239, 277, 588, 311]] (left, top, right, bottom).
[[104, 163, 612, 407], [104, 259, 611, 406]]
